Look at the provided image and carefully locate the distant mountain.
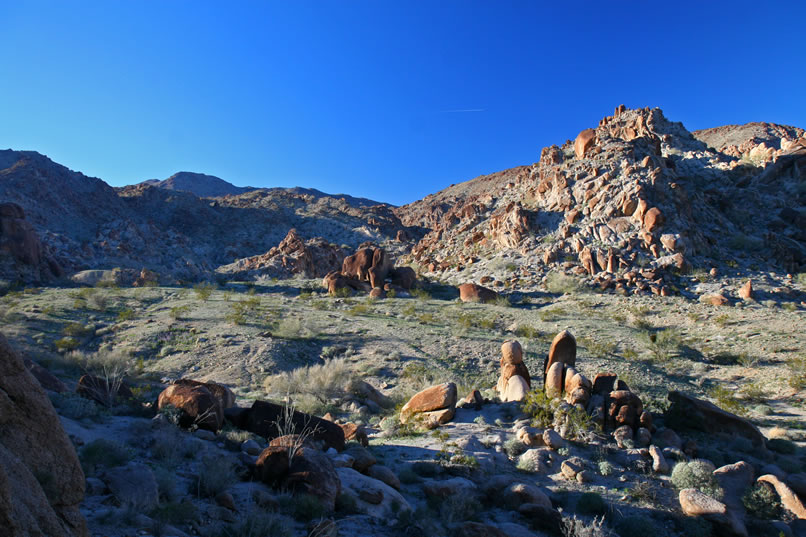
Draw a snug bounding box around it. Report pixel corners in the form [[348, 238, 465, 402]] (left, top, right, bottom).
[[140, 171, 255, 197]]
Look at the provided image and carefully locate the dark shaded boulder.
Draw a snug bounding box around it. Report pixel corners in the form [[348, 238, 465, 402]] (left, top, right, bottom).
[[173, 378, 235, 409], [667, 391, 767, 448], [231, 400, 345, 451], [284, 447, 341, 511], [157, 384, 223, 431]]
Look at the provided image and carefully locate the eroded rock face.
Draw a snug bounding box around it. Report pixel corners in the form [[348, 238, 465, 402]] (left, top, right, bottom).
[[0, 202, 60, 282], [0, 333, 88, 537]]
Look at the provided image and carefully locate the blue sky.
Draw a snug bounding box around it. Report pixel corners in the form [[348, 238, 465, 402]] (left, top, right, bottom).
[[1, 1, 804, 205]]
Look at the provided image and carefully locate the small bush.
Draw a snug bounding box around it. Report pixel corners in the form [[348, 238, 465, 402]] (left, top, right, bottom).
[[522, 389, 557, 428], [193, 282, 216, 301], [151, 500, 197, 525], [708, 385, 747, 417], [766, 438, 797, 454], [263, 358, 351, 414], [576, 492, 607, 516], [670, 460, 722, 499], [639, 328, 682, 363], [196, 455, 235, 498], [615, 515, 656, 537], [742, 483, 781, 520], [116, 308, 135, 322], [291, 493, 326, 521], [210, 513, 292, 537], [49, 392, 100, 420], [80, 439, 131, 475], [787, 355, 806, 390], [335, 492, 361, 514], [675, 516, 712, 537], [598, 460, 614, 477], [545, 272, 582, 294], [170, 304, 191, 320], [561, 515, 616, 537]]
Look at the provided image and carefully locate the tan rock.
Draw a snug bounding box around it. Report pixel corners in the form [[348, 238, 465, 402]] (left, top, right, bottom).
[[501, 340, 523, 364], [545, 362, 564, 399], [545, 330, 576, 378], [679, 488, 727, 516], [643, 207, 664, 233], [738, 280, 753, 300], [502, 375, 529, 403], [458, 283, 498, 303], [543, 429, 566, 450], [157, 384, 223, 431], [400, 383, 457, 424], [758, 474, 806, 519], [574, 129, 596, 159], [650, 445, 669, 474]]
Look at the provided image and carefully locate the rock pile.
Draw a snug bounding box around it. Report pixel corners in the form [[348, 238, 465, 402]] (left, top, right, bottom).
[[496, 340, 530, 402], [323, 245, 416, 297]]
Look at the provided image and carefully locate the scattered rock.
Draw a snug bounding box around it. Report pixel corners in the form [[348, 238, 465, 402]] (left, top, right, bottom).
[[649, 445, 669, 474], [679, 488, 727, 516], [543, 429, 566, 450]]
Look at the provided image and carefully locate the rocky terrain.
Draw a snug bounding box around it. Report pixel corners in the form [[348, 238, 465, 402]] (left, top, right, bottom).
[[139, 172, 258, 198], [1, 105, 806, 537]]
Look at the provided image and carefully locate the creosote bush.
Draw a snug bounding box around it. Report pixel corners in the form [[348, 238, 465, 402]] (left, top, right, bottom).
[[196, 455, 235, 498], [742, 483, 781, 520], [522, 389, 558, 428], [80, 438, 131, 475]]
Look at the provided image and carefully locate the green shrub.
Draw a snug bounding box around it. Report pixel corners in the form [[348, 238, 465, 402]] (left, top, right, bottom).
[[335, 492, 361, 514], [767, 438, 797, 454], [80, 439, 131, 475], [545, 272, 582, 294], [291, 493, 326, 521], [615, 515, 656, 537], [193, 282, 216, 301], [670, 460, 722, 499], [788, 355, 806, 390], [196, 455, 235, 498], [742, 483, 781, 520], [561, 515, 616, 537], [49, 392, 101, 420], [639, 328, 682, 363], [209, 513, 291, 537], [170, 304, 191, 320], [522, 389, 557, 428], [598, 460, 614, 477], [576, 492, 607, 516], [116, 308, 135, 322], [708, 385, 747, 417], [151, 500, 197, 525]]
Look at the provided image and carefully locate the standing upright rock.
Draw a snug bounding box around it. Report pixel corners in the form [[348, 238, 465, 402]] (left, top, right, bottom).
[[0, 333, 88, 537], [574, 129, 596, 159], [544, 330, 577, 382]]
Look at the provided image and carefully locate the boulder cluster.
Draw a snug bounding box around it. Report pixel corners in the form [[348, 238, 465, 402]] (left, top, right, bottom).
[[322, 245, 416, 298]]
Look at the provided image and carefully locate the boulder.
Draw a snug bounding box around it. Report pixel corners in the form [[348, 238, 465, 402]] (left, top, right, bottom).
[[283, 447, 341, 511], [455, 522, 510, 537], [608, 390, 643, 429], [389, 267, 416, 290], [0, 334, 88, 537], [503, 483, 552, 509], [501, 340, 523, 364], [544, 362, 564, 399], [613, 425, 634, 448], [502, 375, 529, 403], [234, 400, 345, 451], [157, 384, 223, 431], [344, 445, 376, 473], [369, 287, 385, 299], [650, 445, 669, 474], [592, 372, 617, 395], [339, 423, 368, 447], [543, 429, 566, 450], [667, 391, 767, 447], [679, 488, 727, 516], [458, 283, 498, 303], [643, 207, 664, 233], [758, 474, 806, 519], [173, 378, 235, 409], [24, 358, 67, 393], [738, 280, 753, 300], [400, 382, 457, 424], [336, 467, 410, 518], [367, 465, 401, 490], [574, 129, 596, 159], [544, 330, 576, 380], [423, 477, 477, 498]]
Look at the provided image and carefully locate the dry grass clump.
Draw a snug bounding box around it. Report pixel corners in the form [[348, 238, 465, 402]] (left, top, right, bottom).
[[545, 272, 583, 294], [263, 358, 352, 414]]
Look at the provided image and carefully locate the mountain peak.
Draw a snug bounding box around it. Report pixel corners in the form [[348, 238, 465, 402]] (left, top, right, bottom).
[[140, 171, 255, 198]]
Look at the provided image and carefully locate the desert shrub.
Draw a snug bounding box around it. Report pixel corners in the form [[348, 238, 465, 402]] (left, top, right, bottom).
[[170, 304, 191, 320], [766, 438, 797, 454], [615, 515, 655, 537], [62, 322, 92, 338], [348, 302, 372, 316], [456, 312, 496, 331], [638, 328, 682, 363], [152, 426, 196, 461], [49, 392, 101, 420], [788, 355, 806, 390], [54, 337, 80, 352], [66, 349, 130, 407], [545, 272, 582, 294], [80, 438, 131, 475], [209, 512, 292, 537], [410, 288, 431, 300], [263, 358, 351, 414], [674, 516, 712, 537], [398, 466, 421, 484], [708, 385, 747, 416], [86, 290, 110, 311], [576, 492, 607, 516], [578, 337, 616, 359], [514, 324, 540, 339], [742, 483, 781, 520], [196, 455, 235, 498], [561, 515, 616, 537], [335, 492, 361, 514], [151, 500, 197, 526], [153, 465, 183, 502], [597, 460, 614, 477], [554, 404, 598, 441], [116, 308, 135, 322], [290, 493, 326, 521], [670, 460, 722, 499], [193, 282, 216, 301], [522, 389, 557, 428], [432, 495, 481, 525]]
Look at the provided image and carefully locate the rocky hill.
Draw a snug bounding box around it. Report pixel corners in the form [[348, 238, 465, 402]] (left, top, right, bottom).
[[396, 106, 806, 298], [0, 150, 407, 284], [139, 171, 256, 198]]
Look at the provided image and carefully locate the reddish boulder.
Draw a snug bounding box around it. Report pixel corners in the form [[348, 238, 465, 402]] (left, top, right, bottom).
[[668, 391, 766, 447], [607, 390, 643, 429], [389, 266, 416, 290], [340, 422, 369, 447], [173, 378, 235, 409], [574, 129, 597, 159], [284, 447, 341, 511], [255, 446, 289, 485], [400, 383, 457, 424], [544, 330, 576, 379], [458, 283, 498, 303], [157, 384, 223, 431], [643, 207, 664, 233], [738, 280, 753, 300]]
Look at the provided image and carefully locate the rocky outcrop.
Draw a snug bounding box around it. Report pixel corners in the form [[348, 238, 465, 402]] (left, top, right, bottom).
[[496, 340, 531, 402], [668, 391, 767, 447], [0, 202, 61, 282], [0, 333, 88, 537]]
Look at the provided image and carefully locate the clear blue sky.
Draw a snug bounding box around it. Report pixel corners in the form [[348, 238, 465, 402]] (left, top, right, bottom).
[[1, 1, 804, 205]]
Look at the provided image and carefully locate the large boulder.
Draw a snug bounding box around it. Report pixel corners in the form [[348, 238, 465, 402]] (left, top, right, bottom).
[[342, 247, 393, 288], [667, 391, 767, 447], [389, 266, 416, 290], [758, 474, 806, 519], [173, 378, 235, 409], [157, 384, 223, 431], [0, 333, 88, 537], [336, 467, 411, 518], [283, 447, 341, 511], [231, 400, 345, 451], [400, 383, 457, 426], [574, 129, 596, 159], [458, 283, 498, 303], [496, 340, 531, 400], [544, 330, 576, 381]]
